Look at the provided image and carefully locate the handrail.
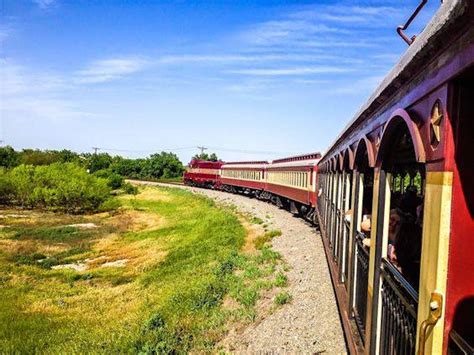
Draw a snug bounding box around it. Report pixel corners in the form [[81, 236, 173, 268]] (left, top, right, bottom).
[[381, 258, 419, 304], [397, 0, 429, 45], [449, 329, 474, 354]]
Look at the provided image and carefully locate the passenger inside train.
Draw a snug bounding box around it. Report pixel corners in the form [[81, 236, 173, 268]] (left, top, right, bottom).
[[386, 169, 424, 291]]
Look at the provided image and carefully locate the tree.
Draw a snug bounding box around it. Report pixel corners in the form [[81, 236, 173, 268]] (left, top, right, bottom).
[[20, 149, 59, 166], [57, 149, 80, 163], [142, 152, 184, 179], [192, 152, 219, 162], [0, 146, 20, 168], [86, 153, 113, 173]]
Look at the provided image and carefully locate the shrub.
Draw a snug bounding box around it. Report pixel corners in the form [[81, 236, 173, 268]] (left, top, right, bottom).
[[0, 146, 20, 168], [5, 163, 115, 213], [99, 198, 122, 212], [94, 169, 124, 189], [0, 169, 15, 204], [122, 182, 138, 195]]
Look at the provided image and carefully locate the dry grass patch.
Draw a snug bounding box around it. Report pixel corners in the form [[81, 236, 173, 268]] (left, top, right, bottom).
[[108, 209, 166, 233], [0, 186, 290, 353]]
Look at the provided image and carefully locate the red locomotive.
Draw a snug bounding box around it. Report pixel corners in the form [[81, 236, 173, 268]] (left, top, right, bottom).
[[183, 159, 223, 188]]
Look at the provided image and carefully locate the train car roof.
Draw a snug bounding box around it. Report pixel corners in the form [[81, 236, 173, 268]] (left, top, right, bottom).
[[268, 159, 320, 169], [188, 159, 224, 167], [272, 152, 321, 164], [320, 0, 470, 162], [222, 162, 268, 169]]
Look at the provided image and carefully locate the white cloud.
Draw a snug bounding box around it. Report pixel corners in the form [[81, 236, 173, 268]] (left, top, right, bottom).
[[289, 5, 399, 24], [1, 59, 67, 95], [1, 60, 94, 121], [2, 97, 96, 121], [75, 57, 149, 84], [241, 20, 348, 46], [328, 75, 384, 95], [237, 4, 401, 51], [33, 0, 56, 9], [226, 66, 351, 76], [157, 53, 339, 65]]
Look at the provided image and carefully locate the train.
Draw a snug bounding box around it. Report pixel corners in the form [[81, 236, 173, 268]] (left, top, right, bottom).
[[183, 1, 473, 354], [184, 153, 321, 221]]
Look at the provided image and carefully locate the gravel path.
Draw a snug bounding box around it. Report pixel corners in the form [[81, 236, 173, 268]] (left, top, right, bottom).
[[132, 181, 347, 354]]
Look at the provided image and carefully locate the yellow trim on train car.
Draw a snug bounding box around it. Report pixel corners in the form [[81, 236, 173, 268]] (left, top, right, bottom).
[[187, 168, 220, 175], [266, 170, 312, 191], [365, 169, 391, 354], [416, 171, 453, 354]]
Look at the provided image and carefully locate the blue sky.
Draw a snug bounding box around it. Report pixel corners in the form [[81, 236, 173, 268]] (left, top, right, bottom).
[[1, 0, 439, 163]]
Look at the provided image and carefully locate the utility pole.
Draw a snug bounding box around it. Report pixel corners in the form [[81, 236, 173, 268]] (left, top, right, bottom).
[[197, 146, 207, 155], [92, 147, 100, 154]]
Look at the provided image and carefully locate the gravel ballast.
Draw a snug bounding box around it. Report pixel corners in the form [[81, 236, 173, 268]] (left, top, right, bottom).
[[132, 181, 347, 354]]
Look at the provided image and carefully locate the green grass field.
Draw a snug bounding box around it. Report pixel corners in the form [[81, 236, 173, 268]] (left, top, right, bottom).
[[0, 186, 287, 353]]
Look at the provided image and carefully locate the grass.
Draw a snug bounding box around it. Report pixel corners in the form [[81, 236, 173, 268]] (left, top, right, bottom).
[[0, 185, 289, 353], [274, 291, 292, 305], [250, 216, 264, 225], [253, 229, 282, 250]]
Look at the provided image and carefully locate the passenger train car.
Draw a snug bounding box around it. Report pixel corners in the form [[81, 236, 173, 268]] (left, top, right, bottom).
[[265, 153, 320, 219], [220, 161, 267, 195], [316, 1, 474, 354], [184, 1, 473, 353]]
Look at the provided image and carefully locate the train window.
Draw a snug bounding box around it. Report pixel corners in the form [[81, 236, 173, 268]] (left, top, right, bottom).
[[371, 121, 427, 355]]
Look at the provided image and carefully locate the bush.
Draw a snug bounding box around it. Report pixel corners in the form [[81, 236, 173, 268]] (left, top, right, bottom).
[[122, 182, 138, 195], [94, 169, 124, 189], [3, 163, 115, 213], [0, 146, 20, 168], [0, 169, 15, 204]]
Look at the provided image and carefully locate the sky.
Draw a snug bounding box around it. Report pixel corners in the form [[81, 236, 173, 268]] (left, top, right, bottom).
[[1, 0, 440, 163]]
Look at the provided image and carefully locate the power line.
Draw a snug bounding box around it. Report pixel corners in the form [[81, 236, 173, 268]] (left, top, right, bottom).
[[207, 146, 298, 156], [92, 146, 197, 154], [87, 145, 297, 157]]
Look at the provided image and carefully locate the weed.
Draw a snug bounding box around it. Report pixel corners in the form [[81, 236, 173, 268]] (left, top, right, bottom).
[[256, 246, 282, 264], [253, 229, 282, 250], [250, 216, 263, 225], [275, 272, 288, 287], [274, 291, 292, 305]]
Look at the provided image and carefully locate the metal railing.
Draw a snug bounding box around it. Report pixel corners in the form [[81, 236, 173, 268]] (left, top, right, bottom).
[[449, 329, 474, 355], [379, 258, 418, 355], [343, 219, 350, 284], [353, 231, 370, 341], [334, 208, 341, 262], [329, 201, 335, 249]]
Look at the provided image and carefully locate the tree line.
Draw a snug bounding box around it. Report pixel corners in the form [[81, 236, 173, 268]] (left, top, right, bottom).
[[0, 146, 185, 180], [0, 146, 187, 213]]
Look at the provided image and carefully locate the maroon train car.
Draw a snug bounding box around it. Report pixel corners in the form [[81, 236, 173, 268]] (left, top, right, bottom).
[[183, 159, 223, 188], [266, 153, 320, 218], [220, 161, 267, 196]]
